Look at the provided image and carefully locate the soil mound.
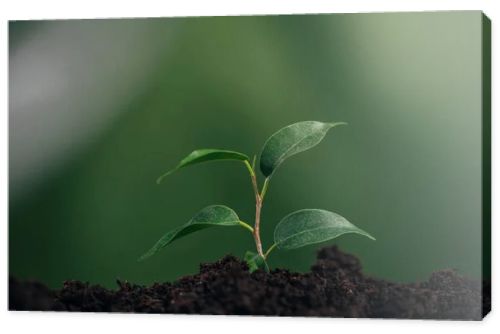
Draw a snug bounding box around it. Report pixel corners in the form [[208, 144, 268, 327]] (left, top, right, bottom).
[[9, 246, 488, 320]]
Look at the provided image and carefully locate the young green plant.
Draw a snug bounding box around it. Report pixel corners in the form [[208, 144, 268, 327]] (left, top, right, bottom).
[[139, 121, 375, 272]]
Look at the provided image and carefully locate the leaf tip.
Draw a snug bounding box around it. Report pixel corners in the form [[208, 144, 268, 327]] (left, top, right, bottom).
[[137, 249, 155, 262], [331, 121, 348, 127], [156, 168, 176, 184], [362, 231, 376, 241]]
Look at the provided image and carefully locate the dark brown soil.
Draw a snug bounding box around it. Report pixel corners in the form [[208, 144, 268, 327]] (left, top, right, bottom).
[[9, 246, 489, 320]]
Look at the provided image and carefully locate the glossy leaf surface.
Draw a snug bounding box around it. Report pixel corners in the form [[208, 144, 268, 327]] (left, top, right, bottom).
[[259, 121, 346, 177], [157, 149, 249, 183], [274, 209, 375, 250], [139, 205, 241, 261]]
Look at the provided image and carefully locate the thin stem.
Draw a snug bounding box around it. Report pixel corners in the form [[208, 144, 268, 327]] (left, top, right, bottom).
[[260, 178, 270, 200], [243, 159, 271, 259], [243, 160, 255, 177], [253, 196, 264, 257], [243, 159, 265, 257], [238, 220, 254, 233], [264, 243, 277, 259], [244, 160, 259, 196]]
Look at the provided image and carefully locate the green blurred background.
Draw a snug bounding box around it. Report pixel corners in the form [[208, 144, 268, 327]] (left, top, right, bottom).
[[9, 11, 484, 288]]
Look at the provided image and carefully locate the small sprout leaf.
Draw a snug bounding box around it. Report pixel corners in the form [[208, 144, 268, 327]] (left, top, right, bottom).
[[259, 121, 346, 177], [139, 205, 241, 261], [157, 149, 249, 184], [274, 209, 375, 250], [244, 251, 269, 273]]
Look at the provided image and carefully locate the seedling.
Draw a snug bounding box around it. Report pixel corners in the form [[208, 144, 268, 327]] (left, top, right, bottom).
[[139, 121, 375, 272]]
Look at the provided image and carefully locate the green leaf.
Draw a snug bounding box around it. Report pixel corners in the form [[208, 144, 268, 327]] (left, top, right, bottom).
[[244, 251, 269, 273], [274, 209, 375, 250], [157, 149, 249, 184], [259, 121, 346, 177], [139, 205, 242, 261]]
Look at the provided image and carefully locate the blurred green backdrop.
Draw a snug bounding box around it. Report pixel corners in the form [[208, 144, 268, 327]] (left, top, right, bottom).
[[9, 12, 484, 288]]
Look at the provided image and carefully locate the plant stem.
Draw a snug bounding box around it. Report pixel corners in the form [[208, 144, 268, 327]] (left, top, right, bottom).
[[238, 221, 254, 233], [260, 178, 270, 200], [253, 195, 264, 257], [244, 161, 259, 197], [264, 243, 277, 259], [243, 160, 266, 258], [251, 155, 257, 170]]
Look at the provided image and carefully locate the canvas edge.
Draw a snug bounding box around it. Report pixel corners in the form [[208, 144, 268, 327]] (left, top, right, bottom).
[[480, 11, 492, 320]]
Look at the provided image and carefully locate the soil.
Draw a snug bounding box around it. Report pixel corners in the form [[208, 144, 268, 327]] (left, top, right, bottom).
[[9, 246, 490, 320]]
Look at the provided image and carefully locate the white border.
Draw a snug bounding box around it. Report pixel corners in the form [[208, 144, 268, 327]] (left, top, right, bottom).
[[0, 0, 493, 20], [1, 1, 499, 333]]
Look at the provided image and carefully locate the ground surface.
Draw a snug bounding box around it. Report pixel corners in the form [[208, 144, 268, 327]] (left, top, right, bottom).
[[9, 246, 489, 320]]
